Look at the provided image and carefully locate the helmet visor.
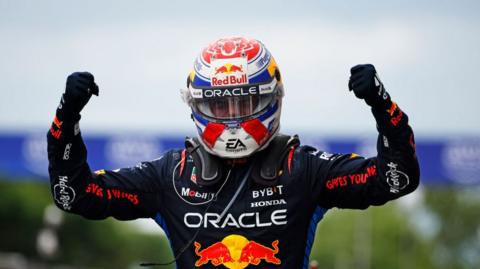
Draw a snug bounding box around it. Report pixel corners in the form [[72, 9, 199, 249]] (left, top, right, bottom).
[[193, 93, 275, 120]]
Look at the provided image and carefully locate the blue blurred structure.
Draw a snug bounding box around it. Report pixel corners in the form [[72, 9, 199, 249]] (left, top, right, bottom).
[[1, 132, 479, 185]]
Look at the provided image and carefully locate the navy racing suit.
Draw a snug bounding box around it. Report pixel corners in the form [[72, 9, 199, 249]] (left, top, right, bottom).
[[47, 101, 419, 268]]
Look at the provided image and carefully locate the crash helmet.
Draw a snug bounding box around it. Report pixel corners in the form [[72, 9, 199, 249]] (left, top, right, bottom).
[[182, 37, 284, 158]]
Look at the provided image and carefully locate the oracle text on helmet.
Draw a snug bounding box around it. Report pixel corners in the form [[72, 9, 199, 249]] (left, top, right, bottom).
[[203, 86, 258, 98]]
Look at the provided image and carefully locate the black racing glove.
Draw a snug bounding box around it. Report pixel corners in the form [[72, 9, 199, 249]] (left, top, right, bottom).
[[348, 64, 391, 109], [50, 72, 99, 140], [349, 64, 408, 134], [56, 72, 99, 121]]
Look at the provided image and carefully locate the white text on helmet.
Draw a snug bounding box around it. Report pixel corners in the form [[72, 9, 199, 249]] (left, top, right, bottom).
[[203, 86, 258, 98], [211, 74, 248, 86]]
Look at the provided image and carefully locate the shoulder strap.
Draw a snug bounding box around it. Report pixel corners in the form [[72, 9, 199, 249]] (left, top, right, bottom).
[[251, 134, 300, 186], [185, 137, 224, 186]]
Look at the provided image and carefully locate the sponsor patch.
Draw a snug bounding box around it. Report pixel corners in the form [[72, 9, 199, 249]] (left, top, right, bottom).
[[252, 185, 284, 199], [74, 122, 80, 136], [190, 167, 198, 184], [94, 169, 106, 175], [258, 79, 276, 94], [349, 153, 361, 159], [210, 58, 249, 87], [85, 183, 139, 205], [181, 187, 215, 201], [50, 126, 62, 140], [319, 152, 334, 161], [201, 86, 258, 98], [194, 234, 281, 268], [62, 143, 72, 160], [53, 115, 63, 129], [326, 166, 377, 190], [226, 138, 247, 153], [53, 176, 76, 210], [383, 135, 389, 148], [184, 209, 287, 229], [250, 199, 287, 208], [385, 162, 409, 193]]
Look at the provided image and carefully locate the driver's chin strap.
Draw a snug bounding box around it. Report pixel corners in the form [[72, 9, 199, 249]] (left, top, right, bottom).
[[184, 134, 300, 187]]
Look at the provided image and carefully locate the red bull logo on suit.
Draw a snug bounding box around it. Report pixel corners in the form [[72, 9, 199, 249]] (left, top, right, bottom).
[[194, 234, 281, 268]]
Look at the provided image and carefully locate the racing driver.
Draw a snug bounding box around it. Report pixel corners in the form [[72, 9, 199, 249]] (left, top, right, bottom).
[[47, 37, 420, 268]]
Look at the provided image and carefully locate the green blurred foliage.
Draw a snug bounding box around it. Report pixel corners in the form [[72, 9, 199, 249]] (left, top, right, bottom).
[[0, 180, 174, 269], [0, 180, 55, 257], [0, 180, 479, 269], [311, 204, 433, 269], [423, 187, 480, 269]]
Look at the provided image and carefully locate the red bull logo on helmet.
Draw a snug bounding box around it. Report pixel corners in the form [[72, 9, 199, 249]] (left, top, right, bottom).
[[211, 58, 249, 87], [194, 234, 281, 268], [214, 64, 244, 75]]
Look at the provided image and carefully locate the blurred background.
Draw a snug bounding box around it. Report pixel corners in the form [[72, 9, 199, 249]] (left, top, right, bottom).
[[1, 0, 479, 268]]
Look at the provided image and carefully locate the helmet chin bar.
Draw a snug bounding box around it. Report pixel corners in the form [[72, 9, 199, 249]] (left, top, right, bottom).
[[197, 123, 280, 159], [193, 102, 282, 159]]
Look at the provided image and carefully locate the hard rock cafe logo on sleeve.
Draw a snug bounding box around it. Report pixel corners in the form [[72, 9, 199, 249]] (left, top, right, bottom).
[[53, 176, 76, 210], [385, 162, 409, 193], [194, 234, 281, 268]]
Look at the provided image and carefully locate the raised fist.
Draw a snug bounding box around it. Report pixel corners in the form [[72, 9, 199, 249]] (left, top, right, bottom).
[[58, 72, 99, 120], [348, 64, 391, 108]]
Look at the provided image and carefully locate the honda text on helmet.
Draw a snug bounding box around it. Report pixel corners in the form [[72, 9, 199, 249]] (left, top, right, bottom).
[[182, 37, 283, 158]]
